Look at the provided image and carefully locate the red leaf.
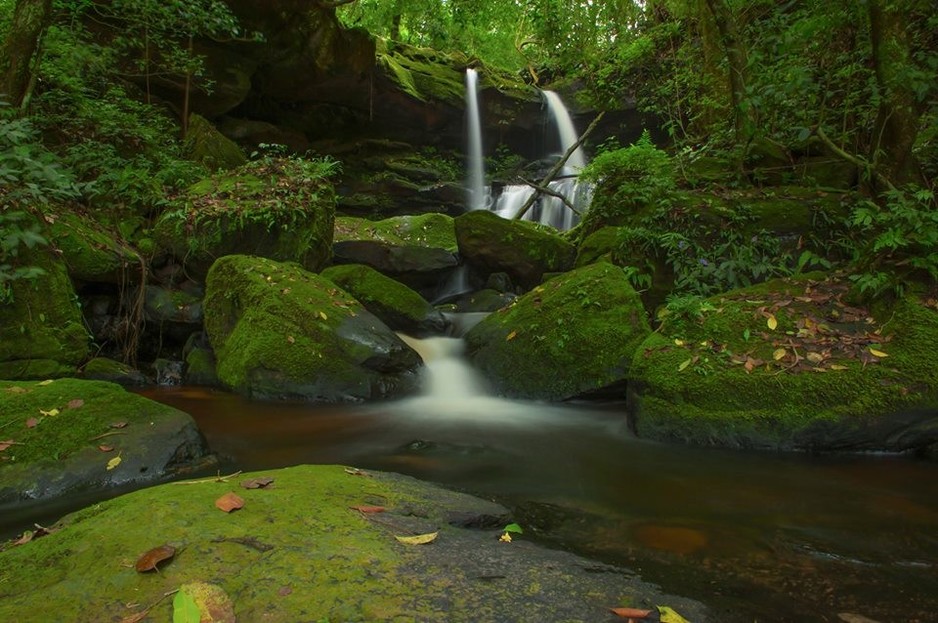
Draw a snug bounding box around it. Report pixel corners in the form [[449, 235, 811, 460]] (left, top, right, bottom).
[[135, 544, 176, 572], [98, 445, 114, 452], [610, 607, 652, 618], [215, 492, 245, 513], [349, 505, 386, 514], [25, 418, 39, 428], [240, 477, 275, 490], [67, 399, 84, 409]]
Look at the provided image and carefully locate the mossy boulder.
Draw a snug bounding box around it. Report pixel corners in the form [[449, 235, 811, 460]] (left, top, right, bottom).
[[183, 114, 248, 171], [78, 357, 147, 386], [465, 263, 651, 400], [43, 209, 142, 285], [0, 379, 210, 505], [456, 210, 576, 291], [320, 264, 447, 337], [204, 255, 421, 402], [377, 43, 466, 105], [0, 248, 90, 380], [153, 157, 336, 281], [627, 276, 938, 452], [335, 213, 458, 252], [0, 464, 708, 622]]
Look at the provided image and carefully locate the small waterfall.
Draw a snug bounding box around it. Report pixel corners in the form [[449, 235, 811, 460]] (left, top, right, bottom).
[[543, 90, 586, 173], [465, 68, 487, 211]]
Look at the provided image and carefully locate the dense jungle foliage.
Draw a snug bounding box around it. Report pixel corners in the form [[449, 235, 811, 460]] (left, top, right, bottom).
[[1, 0, 936, 303]]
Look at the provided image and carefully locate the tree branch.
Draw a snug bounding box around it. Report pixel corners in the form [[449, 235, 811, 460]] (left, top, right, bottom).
[[513, 111, 604, 221], [814, 124, 895, 192], [519, 178, 581, 215]]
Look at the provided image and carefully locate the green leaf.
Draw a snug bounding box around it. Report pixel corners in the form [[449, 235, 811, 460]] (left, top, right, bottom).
[[503, 523, 524, 534], [173, 588, 202, 623]]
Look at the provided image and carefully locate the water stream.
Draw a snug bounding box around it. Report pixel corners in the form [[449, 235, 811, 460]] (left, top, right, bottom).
[[464, 68, 487, 211]]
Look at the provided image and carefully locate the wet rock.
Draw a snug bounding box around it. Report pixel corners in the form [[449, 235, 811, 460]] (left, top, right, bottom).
[[79, 357, 147, 387]]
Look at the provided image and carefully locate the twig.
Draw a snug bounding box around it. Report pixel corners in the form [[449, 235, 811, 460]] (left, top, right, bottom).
[[169, 470, 242, 485], [519, 178, 582, 214]]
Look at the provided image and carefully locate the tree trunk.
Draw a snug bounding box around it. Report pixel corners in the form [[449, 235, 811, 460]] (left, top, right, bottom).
[[0, 0, 52, 108], [703, 0, 753, 143], [868, 0, 924, 187]]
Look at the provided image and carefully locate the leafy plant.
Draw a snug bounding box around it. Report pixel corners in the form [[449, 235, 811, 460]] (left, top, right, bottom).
[[0, 211, 47, 303]]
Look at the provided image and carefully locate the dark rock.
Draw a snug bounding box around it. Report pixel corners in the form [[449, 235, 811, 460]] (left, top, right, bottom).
[[79, 357, 148, 386]]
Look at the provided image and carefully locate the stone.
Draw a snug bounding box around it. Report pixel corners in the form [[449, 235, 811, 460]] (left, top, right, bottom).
[[183, 114, 247, 171]]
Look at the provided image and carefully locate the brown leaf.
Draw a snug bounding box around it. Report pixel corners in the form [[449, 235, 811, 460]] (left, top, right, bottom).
[[215, 492, 245, 513], [134, 544, 176, 572], [110, 421, 128, 429], [25, 417, 39, 428], [240, 477, 275, 489], [98, 445, 114, 452], [610, 607, 653, 618], [67, 399, 84, 409], [350, 505, 386, 514], [278, 587, 293, 597], [287, 335, 295, 344], [0, 440, 16, 452]]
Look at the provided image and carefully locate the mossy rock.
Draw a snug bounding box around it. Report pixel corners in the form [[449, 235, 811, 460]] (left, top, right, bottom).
[[0, 464, 708, 622], [377, 44, 467, 105], [43, 209, 142, 285], [456, 210, 576, 291], [0, 379, 210, 505], [335, 214, 458, 252], [0, 247, 90, 379], [153, 157, 336, 281], [78, 357, 147, 386], [320, 264, 447, 337], [627, 276, 938, 452], [465, 263, 651, 400], [203, 255, 421, 402], [183, 113, 247, 171]]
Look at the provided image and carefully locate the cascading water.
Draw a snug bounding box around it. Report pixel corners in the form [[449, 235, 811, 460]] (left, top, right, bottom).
[[464, 68, 487, 211], [492, 90, 592, 230]]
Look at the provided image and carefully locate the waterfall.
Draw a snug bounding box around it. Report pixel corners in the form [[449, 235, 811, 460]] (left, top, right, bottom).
[[465, 68, 487, 211], [542, 90, 586, 173]]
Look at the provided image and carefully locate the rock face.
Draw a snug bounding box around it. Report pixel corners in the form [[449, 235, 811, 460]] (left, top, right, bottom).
[[320, 264, 448, 337], [465, 263, 651, 400], [204, 255, 421, 402], [0, 379, 210, 506], [153, 157, 336, 281], [0, 464, 709, 622], [627, 276, 938, 453], [0, 247, 91, 380], [456, 210, 576, 291]]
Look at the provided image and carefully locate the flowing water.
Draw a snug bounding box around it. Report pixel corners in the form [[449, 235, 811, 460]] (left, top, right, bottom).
[[464, 68, 488, 211], [122, 337, 938, 622]]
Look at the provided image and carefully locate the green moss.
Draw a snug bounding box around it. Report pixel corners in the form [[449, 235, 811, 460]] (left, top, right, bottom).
[[320, 264, 432, 327], [183, 114, 247, 171], [575, 226, 620, 267], [335, 213, 457, 252], [43, 210, 142, 284], [465, 263, 650, 400], [0, 379, 169, 465]]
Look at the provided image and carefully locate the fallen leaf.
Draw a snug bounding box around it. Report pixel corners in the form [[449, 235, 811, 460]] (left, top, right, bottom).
[[678, 358, 692, 372], [106, 454, 122, 470], [611, 607, 652, 618], [240, 477, 275, 489], [37, 380, 54, 386], [173, 588, 202, 623], [395, 531, 438, 545], [829, 364, 849, 371], [39, 408, 60, 417], [344, 467, 368, 476], [673, 339, 685, 347], [135, 544, 176, 572], [110, 421, 128, 429], [0, 440, 16, 452], [806, 351, 824, 363], [499, 532, 512, 543], [278, 586, 293, 597], [178, 581, 236, 623], [67, 399, 84, 409], [287, 335, 295, 344], [215, 492, 245, 513], [506, 330, 517, 341], [767, 314, 778, 330], [25, 417, 39, 428], [772, 348, 786, 361], [350, 505, 386, 513], [868, 347, 889, 358], [11, 524, 53, 546], [98, 445, 114, 452], [319, 311, 328, 320], [658, 605, 691, 623]]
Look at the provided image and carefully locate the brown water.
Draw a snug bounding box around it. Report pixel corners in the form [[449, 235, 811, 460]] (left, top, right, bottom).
[[135, 383, 938, 623]]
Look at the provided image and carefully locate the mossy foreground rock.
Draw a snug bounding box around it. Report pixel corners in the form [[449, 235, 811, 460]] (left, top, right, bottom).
[[0, 465, 707, 622], [204, 255, 421, 401], [0, 379, 209, 505], [154, 157, 336, 280], [321, 264, 447, 337], [628, 276, 938, 451], [465, 263, 651, 400], [335, 213, 457, 251], [456, 210, 576, 291]]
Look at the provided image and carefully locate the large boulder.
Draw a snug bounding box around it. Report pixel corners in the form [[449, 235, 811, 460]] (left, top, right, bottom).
[[43, 209, 142, 285], [153, 157, 336, 281], [0, 464, 708, 622], [204, 255, 421, 401], [0, 379, 210, 506], [627, 275, 938, 452], [320, 264, 448, 337], [0, 247, 91, 380], [456, 210, 576, 291], [465, 263, 651, 400]]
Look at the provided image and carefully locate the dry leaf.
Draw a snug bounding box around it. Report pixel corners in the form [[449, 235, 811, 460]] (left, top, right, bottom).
[[506, 330, 517, 341], [0, 440, 16, 452], [215, 492, 245, 513], [287, 335, 295, 344], [278, 586, 293, 597], [240, 477, 275, 490], [829, 364, 848, 371], [37, 380, 54, 386], [350, 505, 386, 514], [610, 607, 652, 618], [39, 408, 60, 417], [319, 311, 328, 320], [673, 339, 685, 346], [67, 399, 84, 409], [395, 531, 438, 545], [678, 358, 692, 372], [110, 421, 128, 429], [772, 348, 786, 361], [135, 544, 176, 572], [344, 467, 368, 476], [868, 347, 888, 358], [178, 581, 236, 623], [106, 454, 122, 470], [767, 314, 778, 330], [98, 445, 114, 452], [25, 417, 39, 428], [806, 351, 824, 363]]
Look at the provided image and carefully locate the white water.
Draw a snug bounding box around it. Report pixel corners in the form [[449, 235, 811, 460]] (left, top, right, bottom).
[[543, 90, 586, 174], [465, 69, 488, 210]]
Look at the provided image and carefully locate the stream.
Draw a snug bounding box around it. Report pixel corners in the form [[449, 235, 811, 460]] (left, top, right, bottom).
[[135, 336, 938, 622]]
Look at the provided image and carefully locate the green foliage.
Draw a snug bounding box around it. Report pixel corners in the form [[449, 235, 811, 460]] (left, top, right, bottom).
[[848, 186, 938, 297], [0, 211, 47, 303]]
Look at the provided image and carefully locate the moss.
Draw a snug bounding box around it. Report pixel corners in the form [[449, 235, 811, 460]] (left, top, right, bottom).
[[184, 347, 219, 386], [0, 379, 172, 466], [79, 357, 146, 386], [183, 114, 247, 171], [377, 45, 467, 105], [0, 246, 90, 378], [628, 276, 938, 449], [43, 209, 142, 284], [320, 264, 434, 329], [465, 263, 650, 400], [204, 255, 420, 401], [575, 226, 620, 267], [334, 213, 457, 252]]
